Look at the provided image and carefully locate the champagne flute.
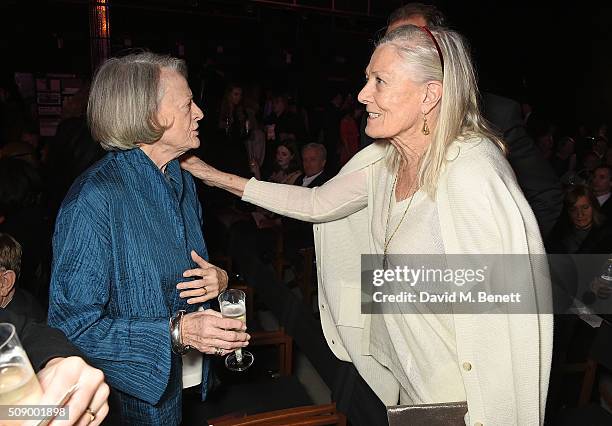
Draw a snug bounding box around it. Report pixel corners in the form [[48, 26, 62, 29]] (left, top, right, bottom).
[[218, 289, 254, 371], [0, 323, 43, 405]]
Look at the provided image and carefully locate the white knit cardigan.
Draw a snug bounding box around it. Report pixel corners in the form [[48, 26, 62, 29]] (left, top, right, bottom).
[[242, 138, 553, 425]]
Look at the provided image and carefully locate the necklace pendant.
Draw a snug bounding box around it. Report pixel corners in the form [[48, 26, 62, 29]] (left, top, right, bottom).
[[382, 254, 388, 270]]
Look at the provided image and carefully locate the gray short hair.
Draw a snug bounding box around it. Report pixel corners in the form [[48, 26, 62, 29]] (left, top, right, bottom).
[[302, 142, 327, 161], [87, 52, 187, 151], [377, 25, 503, 196]]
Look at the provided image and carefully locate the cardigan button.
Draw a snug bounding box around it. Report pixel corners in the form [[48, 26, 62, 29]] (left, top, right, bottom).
[[462, 362, 472, 371], [321, 304, 325, 310]]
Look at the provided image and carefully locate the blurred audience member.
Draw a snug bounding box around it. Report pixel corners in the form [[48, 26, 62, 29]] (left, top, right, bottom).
[[252, 140, 302, 185], [550, 136, 576, 179], [282, 143, 331, 257], [535, 123, 555, 161], [597, 122, 609, 144], [0, 139, 39, 168], [0, 233, 45, 321], [0, 80, 28, 145], [566, 150, 601, 186], [264, 93, 304, 143], [295, 143, 329, 188], [217, 83, 250, 176], [594, 136, 609, 162], [339, 102, 360, 167], [218, 83, 246, 141], [0, 158, 51, 305], [245, 109, 266, 169], [320, 90, 343, 172], [546, 185, 612, 254], [46, 86, 105, 217], [592, 165, 612, 217]]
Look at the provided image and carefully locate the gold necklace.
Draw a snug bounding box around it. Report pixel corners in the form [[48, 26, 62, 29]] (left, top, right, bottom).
[[382, 170, 417, 269]]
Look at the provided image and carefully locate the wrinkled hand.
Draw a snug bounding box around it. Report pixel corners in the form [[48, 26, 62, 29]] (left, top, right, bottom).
[[36, 356, 109, 426], [591, 277, 612, 299], [180, 154, 216, 185], [177, 250, 228, 305], [181, 309, 250, 356]]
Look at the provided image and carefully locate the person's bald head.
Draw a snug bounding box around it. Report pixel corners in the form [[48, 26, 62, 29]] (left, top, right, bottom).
[[386, 3, 446, 34]]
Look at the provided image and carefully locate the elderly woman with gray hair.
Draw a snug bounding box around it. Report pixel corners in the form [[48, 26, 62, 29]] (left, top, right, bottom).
[[183, 25, 553, 425], [48, 53, 250, 425]]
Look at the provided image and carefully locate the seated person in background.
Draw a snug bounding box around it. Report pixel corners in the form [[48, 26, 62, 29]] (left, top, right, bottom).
[[546, 185, 612, 254], [295, 143, 330, 188], [592, 165, 612, 217], [0, 232, 45, 321], [251, 140, 302, 185], [0, 308, 110, 425], [283, 143, 332, 267]]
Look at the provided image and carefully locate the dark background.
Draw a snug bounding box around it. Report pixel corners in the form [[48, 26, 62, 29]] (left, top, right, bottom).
[[1, 0, 610, 132]]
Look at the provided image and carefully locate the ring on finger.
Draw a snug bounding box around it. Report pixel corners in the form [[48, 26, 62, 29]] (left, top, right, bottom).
[[203, 286, 208, 295], [214, 347, 223, 356], [85, 407, 96, 424]]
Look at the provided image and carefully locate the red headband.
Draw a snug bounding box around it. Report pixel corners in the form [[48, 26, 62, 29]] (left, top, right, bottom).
[[418, 26, 444, 70]]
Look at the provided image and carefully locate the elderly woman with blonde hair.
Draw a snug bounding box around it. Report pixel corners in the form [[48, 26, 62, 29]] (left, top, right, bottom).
[[48, 52, 250, 425], [183, 25, 552, 425]]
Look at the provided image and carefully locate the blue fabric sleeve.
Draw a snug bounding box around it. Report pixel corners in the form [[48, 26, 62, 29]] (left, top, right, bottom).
[[48, 201, 172, 406]]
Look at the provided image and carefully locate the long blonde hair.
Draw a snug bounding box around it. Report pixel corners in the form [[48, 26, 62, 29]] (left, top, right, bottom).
[[377, 25, 504, 196]]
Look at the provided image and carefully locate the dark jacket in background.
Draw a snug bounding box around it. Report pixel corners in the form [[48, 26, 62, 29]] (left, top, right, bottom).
[[546, 220, 612, 255], [294, 171, 331, 189], [6, 288, 46, 322], [0, 309, 82, 372], [481, 93, 563, 238], [600, 196, 612, 219], [46, 116, 105, 216], [282, 171, 332, 254]]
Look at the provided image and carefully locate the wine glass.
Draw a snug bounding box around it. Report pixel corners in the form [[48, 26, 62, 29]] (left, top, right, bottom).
[[0, 323, 43, 405], [218, 289, 254, 371]]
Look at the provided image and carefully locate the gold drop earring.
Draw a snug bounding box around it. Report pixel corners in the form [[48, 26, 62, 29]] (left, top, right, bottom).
[[422, 113, 430, 136]]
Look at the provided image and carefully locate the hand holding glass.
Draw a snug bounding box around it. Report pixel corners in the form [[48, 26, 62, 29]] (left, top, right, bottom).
[[218, 289, 254, 371]]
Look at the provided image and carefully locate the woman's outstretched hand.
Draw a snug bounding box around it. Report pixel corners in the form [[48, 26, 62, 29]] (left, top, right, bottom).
[[180, 154, 216, 186], [180, 154, 250, 197]]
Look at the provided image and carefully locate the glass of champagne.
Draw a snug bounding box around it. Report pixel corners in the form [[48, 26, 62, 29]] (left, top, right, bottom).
[[0, 323, 43, 406], [218, 289, 254, 371]]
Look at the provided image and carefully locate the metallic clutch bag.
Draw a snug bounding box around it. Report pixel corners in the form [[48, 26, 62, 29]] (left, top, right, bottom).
[[387, 401, 468, 426]]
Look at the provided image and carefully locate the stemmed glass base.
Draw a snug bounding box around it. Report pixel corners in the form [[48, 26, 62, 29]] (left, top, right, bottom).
[[225, 350, 254, 372]]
